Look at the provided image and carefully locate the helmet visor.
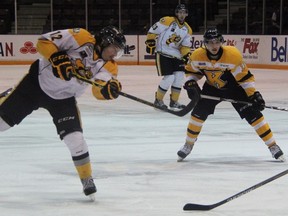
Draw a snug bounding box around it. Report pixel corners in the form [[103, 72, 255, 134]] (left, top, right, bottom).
[[102, 44, 124, 61], [112, 44, 124, 59]]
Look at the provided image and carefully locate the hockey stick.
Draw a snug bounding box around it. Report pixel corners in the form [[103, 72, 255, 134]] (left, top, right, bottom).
[[117, 91, 196, 117], [201, 94, 288, 112], [183, 169, 288, 211], [0, 87, 13, 99], [71, 71, 196, 117]]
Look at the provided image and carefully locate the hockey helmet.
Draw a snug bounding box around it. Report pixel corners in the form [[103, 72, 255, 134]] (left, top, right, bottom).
[[175, 4, 188, 14], [203, 28, 224, 43], [96, 26, 126, 59]]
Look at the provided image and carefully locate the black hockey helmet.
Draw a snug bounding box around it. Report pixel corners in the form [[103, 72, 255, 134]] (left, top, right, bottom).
[[98, 25, 126, 49], [175, 4, 188, 14], [95, 25, 126, 58], [203, 27, 224, 43]]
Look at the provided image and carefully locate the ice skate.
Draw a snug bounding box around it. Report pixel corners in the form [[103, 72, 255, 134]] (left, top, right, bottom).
[[81, 176, 97, 201], [154, 94, 168, 109], [269, 144, 286, 162], [169, 100, 186, 109], [177, 143, 194, 162]]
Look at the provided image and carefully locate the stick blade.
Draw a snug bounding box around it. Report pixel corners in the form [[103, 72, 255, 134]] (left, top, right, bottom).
[[183, 203, 215, 211], [166, 99, 197, 117]]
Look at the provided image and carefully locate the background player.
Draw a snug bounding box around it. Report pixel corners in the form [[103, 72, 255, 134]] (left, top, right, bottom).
[[177, 27, 285, 162], [145, 4, 193, 109], [0, 26, 125, 200]]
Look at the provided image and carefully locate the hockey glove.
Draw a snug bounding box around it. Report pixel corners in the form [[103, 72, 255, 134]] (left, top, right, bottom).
[[184, 80, 201, 103], [49, 51, 73, 81], [249, 91, 265, 111], [100, 79, 122, 100], [182, 52, 192, 64], [145, 39, 156, 55]]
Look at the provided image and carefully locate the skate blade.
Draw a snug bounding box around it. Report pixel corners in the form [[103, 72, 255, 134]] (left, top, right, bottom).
[[169, 106, 185, 111], [277, 155, 286, 162], [88, 193, 96, 201]]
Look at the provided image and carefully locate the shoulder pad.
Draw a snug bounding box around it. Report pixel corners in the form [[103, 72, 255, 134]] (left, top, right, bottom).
[[159, 16, 176, 26], [191, 47, 207, 61], [184, 22, 193, 35], [104, 61, 118, 77], [68, 28, 95, 46], [223, 46, 242, 62]]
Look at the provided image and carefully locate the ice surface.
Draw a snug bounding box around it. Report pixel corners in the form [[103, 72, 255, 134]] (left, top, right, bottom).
[[0, 65, 287, 216]]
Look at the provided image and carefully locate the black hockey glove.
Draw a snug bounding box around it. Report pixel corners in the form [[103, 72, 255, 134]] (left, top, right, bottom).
[[182, 52, 192, 64], [184, 80, 201, 102], [100, 79, 122, 100], [49, 51, 73, 81], [145, 39, 156, 55], [249, 91, 265, 111]]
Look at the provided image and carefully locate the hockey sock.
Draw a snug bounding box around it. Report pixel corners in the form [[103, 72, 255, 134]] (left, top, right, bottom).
[[156, 86, 167, 100], [63, 131, 92, 179], [74, 157, 92, 179], [186, 116, 205, 144], [170, 86, 181, 102], [250, 116, 276, 146]]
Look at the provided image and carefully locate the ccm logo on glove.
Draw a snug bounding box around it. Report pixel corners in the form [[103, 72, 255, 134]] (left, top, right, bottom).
[[49, 51, 73, 81]]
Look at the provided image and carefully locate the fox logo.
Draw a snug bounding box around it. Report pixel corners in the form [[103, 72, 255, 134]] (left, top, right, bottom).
[[243, 38, 259, 54]]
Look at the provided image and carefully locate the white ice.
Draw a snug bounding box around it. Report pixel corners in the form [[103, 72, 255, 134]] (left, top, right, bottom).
[[0, 65, 287, 216]]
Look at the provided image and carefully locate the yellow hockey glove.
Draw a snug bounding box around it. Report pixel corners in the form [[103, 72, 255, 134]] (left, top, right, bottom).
[[49, 51, 73, 81], [100, 79, 122, 100], [145, 39, 156, 55]]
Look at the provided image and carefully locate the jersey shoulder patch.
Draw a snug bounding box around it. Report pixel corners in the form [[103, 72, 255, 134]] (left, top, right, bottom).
[[68, 28, 95, 46], [159, 16, 176, 26]]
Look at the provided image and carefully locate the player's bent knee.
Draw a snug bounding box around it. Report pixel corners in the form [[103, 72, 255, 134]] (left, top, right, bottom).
[[242, 110, 263, 124], [63, 131, 88, 157]]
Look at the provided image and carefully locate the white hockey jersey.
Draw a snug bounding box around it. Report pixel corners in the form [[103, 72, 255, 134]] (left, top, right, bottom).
[[37, 28, 117, 100], [147, 16, 193, 59]]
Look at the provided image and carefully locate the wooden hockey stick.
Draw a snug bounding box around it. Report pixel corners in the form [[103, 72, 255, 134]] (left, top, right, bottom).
[[201, 94, 288, 112], [71, 71, 196, 117], [183, 169, 288, 211]]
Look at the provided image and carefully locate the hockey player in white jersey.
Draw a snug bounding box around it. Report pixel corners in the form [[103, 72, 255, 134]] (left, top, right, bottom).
[[0, 26, 126, 200], [145, 4, 193, 109]]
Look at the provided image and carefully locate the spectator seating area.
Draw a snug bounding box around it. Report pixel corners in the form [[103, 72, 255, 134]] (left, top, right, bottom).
[[0, 0, 286, 35], [0, 0, 206, 34], [0, 0, 14, 34]]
